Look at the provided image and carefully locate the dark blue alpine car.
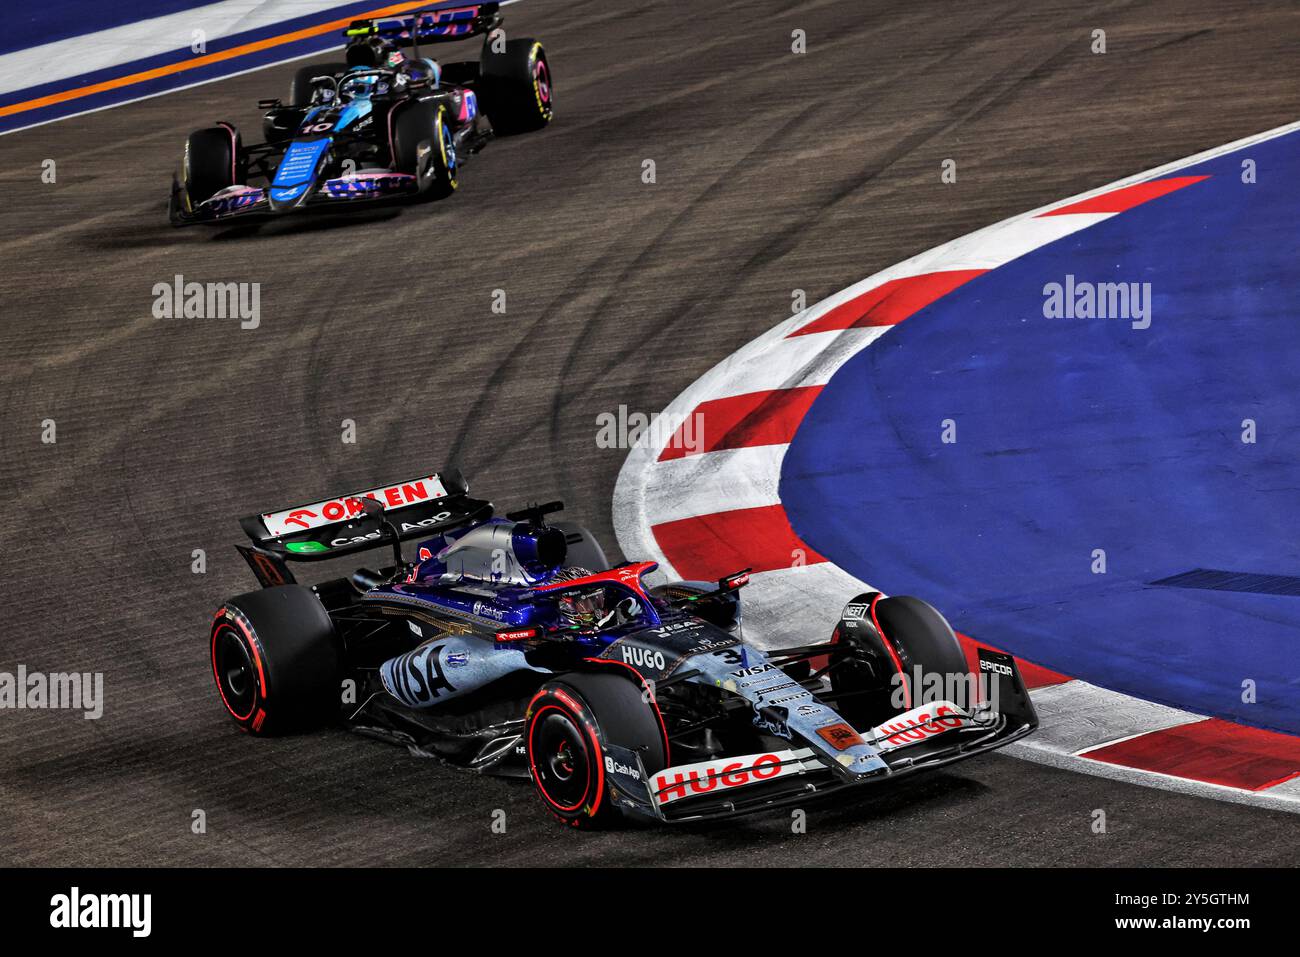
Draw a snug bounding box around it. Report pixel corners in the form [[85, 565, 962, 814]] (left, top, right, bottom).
[[170, 3, 552, 225]]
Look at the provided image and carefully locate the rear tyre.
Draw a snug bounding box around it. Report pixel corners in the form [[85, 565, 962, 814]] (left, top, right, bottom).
[[182, 125, 243, 204], [526, 671, 667, 828], [829, 593, 969, 728], [210, 585, 340, 735], [392, 101, 458, 199], [479, 38, 552, 134], [290, 62, 347, 107], [876, 595, 969, 706]]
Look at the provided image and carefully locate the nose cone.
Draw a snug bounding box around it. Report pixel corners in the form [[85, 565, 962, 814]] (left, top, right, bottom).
[[268, 181, 312, 210], [269, 137, 330, 212]]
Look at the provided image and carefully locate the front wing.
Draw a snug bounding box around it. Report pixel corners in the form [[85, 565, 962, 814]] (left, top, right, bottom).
[[169, 172, 421, 226], [608, 648, 1039, 823]]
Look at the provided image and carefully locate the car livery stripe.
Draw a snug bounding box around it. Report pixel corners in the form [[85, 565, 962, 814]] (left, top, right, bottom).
[[613, 120, 1300, 814]]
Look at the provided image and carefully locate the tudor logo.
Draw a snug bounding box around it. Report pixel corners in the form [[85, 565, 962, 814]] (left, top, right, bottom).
[[622, 646, 666, 671]]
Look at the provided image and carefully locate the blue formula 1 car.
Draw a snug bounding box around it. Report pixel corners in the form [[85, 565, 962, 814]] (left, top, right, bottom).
[[169, 3, 551, 225], [210, 469, 1037, 826]]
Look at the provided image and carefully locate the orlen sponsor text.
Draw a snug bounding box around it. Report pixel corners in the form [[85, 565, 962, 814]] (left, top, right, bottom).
[[263, 476, 445, 535]]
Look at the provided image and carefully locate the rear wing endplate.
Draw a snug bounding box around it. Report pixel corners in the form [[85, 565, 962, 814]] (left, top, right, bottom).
[[239, 467, 492, 562]]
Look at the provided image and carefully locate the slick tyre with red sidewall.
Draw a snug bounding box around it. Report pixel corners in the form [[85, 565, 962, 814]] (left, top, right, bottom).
[[525, 671, 667, 828], [874, 595, 970, 710], [830, 593, 970, 726], [210, 585, 340, 735]]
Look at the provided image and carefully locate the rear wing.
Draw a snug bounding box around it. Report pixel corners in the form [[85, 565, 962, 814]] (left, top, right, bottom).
[[345, 3, 504, 49], [238, 467, 492, 564]]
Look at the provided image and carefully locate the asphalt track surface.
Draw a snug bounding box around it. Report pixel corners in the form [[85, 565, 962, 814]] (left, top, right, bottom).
[[2, 0, 1299, 866]]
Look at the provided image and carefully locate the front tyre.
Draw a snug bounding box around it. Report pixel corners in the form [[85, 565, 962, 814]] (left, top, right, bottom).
[[210, 585, 340, 735], [874, 595, 969, 710], [181, 124, 244, 204], [525, 671, 667, 828], [829, 593, 969, 727], [479, 38, 552, 134], [392, 101, 458, 200]]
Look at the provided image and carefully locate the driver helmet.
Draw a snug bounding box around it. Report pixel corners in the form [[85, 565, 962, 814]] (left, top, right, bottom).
[[404, 56, 441, 87], [550, 567, 600, 631], [339, 70, 378, 101], [550, 567, 643, 632], [559, 589, 607, 632]]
